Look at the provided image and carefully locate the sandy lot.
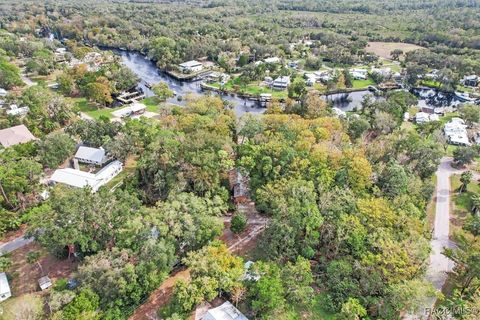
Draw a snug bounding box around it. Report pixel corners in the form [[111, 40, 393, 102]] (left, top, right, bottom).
[[366, 41, 424, 59]]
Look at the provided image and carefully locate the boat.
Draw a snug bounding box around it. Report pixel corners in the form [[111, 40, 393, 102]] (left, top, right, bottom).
[[455, 91, 475, 102]]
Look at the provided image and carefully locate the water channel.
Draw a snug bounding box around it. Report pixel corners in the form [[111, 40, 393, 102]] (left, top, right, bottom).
[[116, 50, 468, 115]]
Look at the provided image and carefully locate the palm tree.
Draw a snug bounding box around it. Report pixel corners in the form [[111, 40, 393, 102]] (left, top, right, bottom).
[[460, 171, 473, 193], [471, 194, 480, 215]]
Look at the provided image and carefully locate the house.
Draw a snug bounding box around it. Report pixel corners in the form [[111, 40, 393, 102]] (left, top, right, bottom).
[[461, 75, 478, 87], [444, 118, 471, 146], [112, 102, 147, 118], [370, 67, 391, 78], [179, 60, 203, 73], [305, 74, 317, 86], [264, 57, 280, 64], [75, 146, 107, 166], [404, 112, 410, 122], [0, 88, 7, 97], [272, 76, 290, 90], [415, 112, 438, 124], [0, 124, 36, 148], [50, 160, 123, 192], [350, 69, 368, 80], [38, 276, 52, 291], [203, 301, 248, 320], [6, 104, 29, 117], [0, 272, 11, 302]]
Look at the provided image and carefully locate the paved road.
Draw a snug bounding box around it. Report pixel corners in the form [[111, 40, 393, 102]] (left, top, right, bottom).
[[406, 157, 460, 319], [0, 236, 33, 254]]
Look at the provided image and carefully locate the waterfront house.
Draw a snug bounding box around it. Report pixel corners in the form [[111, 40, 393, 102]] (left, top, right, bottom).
[[179, 60, 203, 73], [0, 124, 36, 148], [272, 76, 290, 90], [444, 118, 471, 146], [461, 75, 478, 87], [350, 69, 368, 80]]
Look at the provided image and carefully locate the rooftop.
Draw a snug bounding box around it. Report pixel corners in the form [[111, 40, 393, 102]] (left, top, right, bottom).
[[0, 272, 10, 295], [179, 60, 202, 68], [203, 301, 248, 320], [0, 124, 36, 148], [75, 146, 106, 164]]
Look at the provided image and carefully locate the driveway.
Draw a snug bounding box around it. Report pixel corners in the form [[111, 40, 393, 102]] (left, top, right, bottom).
[[406, 157, 461, 319], [0, 236, 34, 254]]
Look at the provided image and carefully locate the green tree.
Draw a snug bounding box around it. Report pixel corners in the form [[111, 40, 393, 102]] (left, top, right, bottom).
[[459, 104, 480, 126], [0, 57, 23, 89], [249, 262, 285, 316], [230, 213, 247, 234], [377, 162, 409, 199], [459, 171, 473, 193], [152, 82, 174, 101], [338, 298, 367, 320], [37, 132, 75, 168], [453, 147, 476, 167], [62, 288, 101, 320], [288, 77, 306, 98]]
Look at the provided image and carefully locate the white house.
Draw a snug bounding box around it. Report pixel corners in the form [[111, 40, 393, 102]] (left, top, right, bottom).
[[415, 112, 439, 124], [75, 146, 107, 166], [0, 88, 7, 97], [203, 301, 248, 320], [179, 60, 203, 73], [6, 104, 29, 117], [50, 160, 123, 192], [272, 76, 290, 90], [444, 118, 471, 146], [0, 272, 11, 302], [264, 57, 280, 64], [112, 102, 147, 119], [350, 69, 368, 80], [332, 107, 346, 118], [461, 75, 478, 87]]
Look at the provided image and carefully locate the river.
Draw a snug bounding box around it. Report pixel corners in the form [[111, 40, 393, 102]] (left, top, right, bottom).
[[116, 50, 468, 115]]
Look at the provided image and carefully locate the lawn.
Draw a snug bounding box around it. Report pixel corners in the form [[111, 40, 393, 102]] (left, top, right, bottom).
[[141, 97, 162, 113], [0, 294, 43, 320], [284, 294, 336, 320], [451, 174, 480, 214], [352, 77, 375, 89], [419, 80, 441, 89], [73, 97, 122, 119]]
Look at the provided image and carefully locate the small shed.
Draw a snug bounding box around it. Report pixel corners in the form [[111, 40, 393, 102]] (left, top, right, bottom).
[[0, 272, 11, 302], [38, 276, 52, 291]]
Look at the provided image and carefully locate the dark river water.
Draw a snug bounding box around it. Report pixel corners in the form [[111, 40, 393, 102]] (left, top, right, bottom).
[[116, 50, 468, 115]]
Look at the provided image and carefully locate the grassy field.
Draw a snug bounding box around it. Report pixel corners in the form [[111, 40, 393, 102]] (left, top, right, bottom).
[[141, 97, 162, 112], [73, 97, 121, 119], [0, 294, 43, 320], [352, 77, 375, 89], [365, 42, 424, 59], [451, 174, 480, 215]]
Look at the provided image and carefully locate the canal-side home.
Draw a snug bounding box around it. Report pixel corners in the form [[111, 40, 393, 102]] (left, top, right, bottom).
[[272, 76, 290, 90], [75, 146, 107, 166], [179, 60, 203, 73]]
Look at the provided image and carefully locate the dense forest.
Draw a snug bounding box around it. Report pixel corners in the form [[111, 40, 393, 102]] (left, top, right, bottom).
[[0, 0, 480, 319]]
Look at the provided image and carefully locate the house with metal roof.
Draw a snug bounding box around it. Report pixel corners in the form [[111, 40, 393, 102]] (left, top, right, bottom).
[[0, 124, 36, 148], [203, 301, 248, 320], [0, 272, 11, 302], [179, 60, 203, 73], [75, 146, 107, 166], [50, 160, 123, 192]]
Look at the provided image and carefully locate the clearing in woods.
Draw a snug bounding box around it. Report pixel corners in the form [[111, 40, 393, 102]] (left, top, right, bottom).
[[366, 41, 425, 59]]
